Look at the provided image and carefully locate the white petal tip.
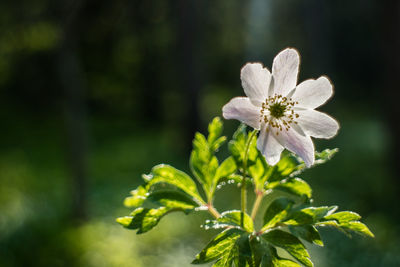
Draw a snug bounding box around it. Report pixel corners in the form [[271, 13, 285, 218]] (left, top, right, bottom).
[[304, 159, 314, 168], [265, 155, 281, 166], [275, 48, 300, 62]]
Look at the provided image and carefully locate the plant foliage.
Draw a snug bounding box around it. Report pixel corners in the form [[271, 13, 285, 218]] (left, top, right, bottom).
[[117, 117, 374, 266]]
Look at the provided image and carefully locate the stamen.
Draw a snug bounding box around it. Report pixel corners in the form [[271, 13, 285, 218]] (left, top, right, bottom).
[[259, 93, 300, 133]]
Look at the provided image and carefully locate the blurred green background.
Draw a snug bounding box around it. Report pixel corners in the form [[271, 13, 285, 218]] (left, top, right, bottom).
[[1, 0, 399, 266]]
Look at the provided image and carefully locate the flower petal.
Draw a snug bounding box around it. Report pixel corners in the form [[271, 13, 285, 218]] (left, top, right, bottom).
[[276, 126, 315, 167], [292, 76, 333, 109], [296, 109, 339, 139], [222, 97, 261, 129], [257, 124, 284, 166], [241, 63, 271, 106], [272, 48, 300, 96]]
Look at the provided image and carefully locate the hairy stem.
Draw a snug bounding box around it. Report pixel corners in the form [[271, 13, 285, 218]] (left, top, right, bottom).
[[251, 190, 264, 221], [241, 130, 258, 222]]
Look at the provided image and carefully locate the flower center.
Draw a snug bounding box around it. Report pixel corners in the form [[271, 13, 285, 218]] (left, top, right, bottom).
[[259, 94, 300, 135], [268, 102, 286, 118]]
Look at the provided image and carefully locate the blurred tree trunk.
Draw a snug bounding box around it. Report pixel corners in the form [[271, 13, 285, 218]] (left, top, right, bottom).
[[382, 0, 400, 215], [129, 0, 162, 123], [177, 0, 201, 151], [57, 1, 89, 222], [303, 0, 332, 73]]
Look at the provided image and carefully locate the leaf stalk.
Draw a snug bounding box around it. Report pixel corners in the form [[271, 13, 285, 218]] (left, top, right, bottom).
[[207, 203, 221, 218], [251, 190, 264, 221]]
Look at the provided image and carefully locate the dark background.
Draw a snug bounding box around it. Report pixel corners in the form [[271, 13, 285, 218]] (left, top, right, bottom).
[[0, 0, 399, 266]]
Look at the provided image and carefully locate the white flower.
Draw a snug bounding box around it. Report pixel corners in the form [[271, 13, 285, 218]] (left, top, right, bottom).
[[222, 48, 339, 167]]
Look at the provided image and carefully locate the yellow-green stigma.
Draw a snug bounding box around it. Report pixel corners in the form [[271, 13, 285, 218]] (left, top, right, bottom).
[[269, 102, 286, 119], [259, 94, 300, 135]]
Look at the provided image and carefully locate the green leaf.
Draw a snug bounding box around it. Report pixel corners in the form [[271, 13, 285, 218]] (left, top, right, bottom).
[[190, 117, 229, 200], [214, 157, 237, 187], [192, 131, 209, 152], [208, 117, 226, 149], [224, 174, 252, 185], [248, 151, 273, 190], [246, 150, 302, 186], [262, 230, 313, 267], [228, 125, 258, 168], [284, 206, 337, 225], [117, 190, 198, 233], [236, 233, 253, 267], [250, 238, 302, 267], [147, 164, 203, 202], [203, 210, 254, 232], [212, 136, 228, 152], [212, 249, 236, 267], [262, 198, 294, 231], [323, 211, 361, 223], [339, 221, 374, 237], [190, 133, 215, 187], [263, 149, 339, 184], [212, 233, 252, 267], [315, 210, 374, 237], [192, 228, 243, 264], [267, 152, 302, 182], [142, 189, 198, 211], [319, 211, 374, 237], [249, 236, 274, 267], [228, 124, 247, 163], [116, 207, 169, 234], [315, 148, 339, 163], [289, 225, 323, 246], [123, 185, 147, 207], [290, 148, 339, 177], [272, 257, 301, 267], [266, 178, 312, 200]]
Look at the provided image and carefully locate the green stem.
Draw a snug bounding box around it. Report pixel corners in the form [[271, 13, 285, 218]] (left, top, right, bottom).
[[250, 190, 264, 221], [241, 130, 258, 217], [207, 203, 221, 218]]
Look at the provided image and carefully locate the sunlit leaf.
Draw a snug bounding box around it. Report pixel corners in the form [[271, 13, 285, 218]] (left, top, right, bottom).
[[272, 257, 301, 267], [262, 198, 294, 231], [284, 206, 337, 225], [214, 156, 237, 187], [317, 211, 374, 238], [116, 207, 168, 234], [190, 133, 215, 188], [289, 225, 323, 246], [266, 177, 312, 200], [315, 148, 339, 163], [262, 230, 313, 267], [339, 221, 374, 238], [190, 117, 229, 200], [249, 236, 274, 267], [208, 117, 226, 150], [212, 248, 236, 267], [323, 211, 361, 223], [147, 164, 203, 202], [236, 233, 253, 266], [123, 185, 147, 208], [290, 148, 339, 177], [268, 152, 301, 182], [203, 210, 254, 232], [262, 149, 339, 184], [117, 190, 198, 233], [192, 228, 243, 264], [228, 125, 258, 168], [248, 151, 273, 190], [142, 189, 198, 211]]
